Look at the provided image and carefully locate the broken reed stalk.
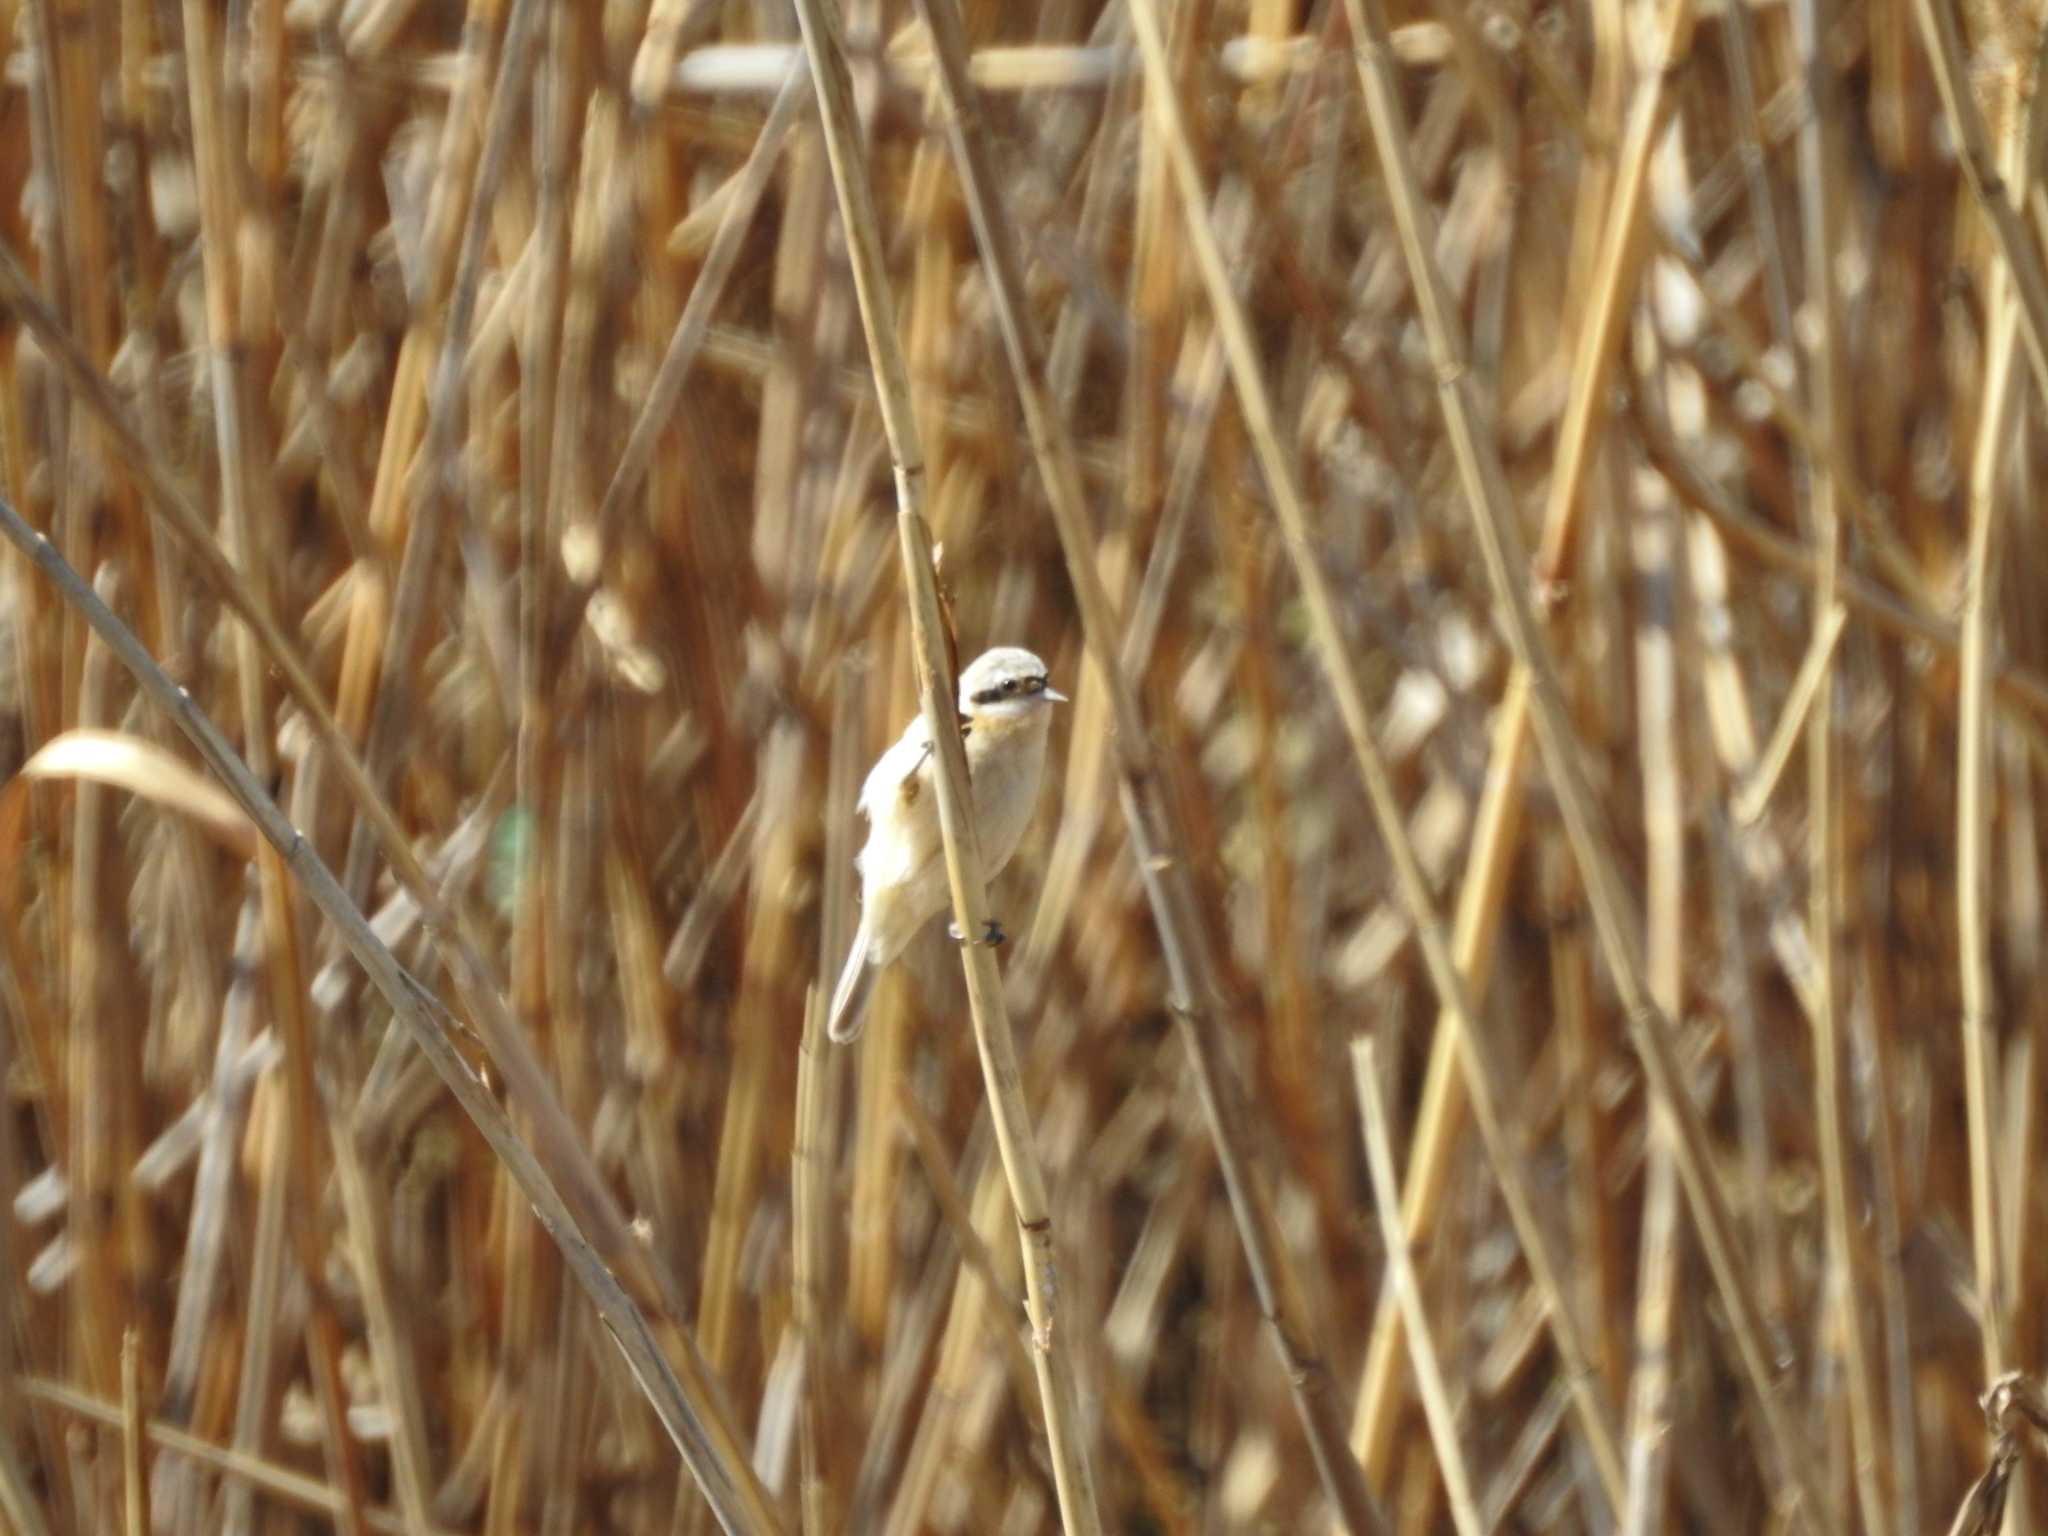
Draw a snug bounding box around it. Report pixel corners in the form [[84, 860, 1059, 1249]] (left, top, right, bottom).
[[902, 1, 1388, 1530], [0, 493, 775, 1536], [0, 233, 783, 1530], [1350, 1040, 1483, 1536], [1124, 0, 1633, 1516], [1342, 0, 1843, 1530], [784, 1, 1104, 1529]]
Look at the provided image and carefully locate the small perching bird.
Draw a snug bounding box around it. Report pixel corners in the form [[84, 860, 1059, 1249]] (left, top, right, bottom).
[[827, 646, 1065, 1042]]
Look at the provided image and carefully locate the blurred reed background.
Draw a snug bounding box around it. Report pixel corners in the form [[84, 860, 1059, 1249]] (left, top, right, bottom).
[[1, 0, 2047, 1530]]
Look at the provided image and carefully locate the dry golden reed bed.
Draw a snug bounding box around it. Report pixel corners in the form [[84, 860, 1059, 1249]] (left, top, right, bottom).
[[2, 0, 2048, 1531]]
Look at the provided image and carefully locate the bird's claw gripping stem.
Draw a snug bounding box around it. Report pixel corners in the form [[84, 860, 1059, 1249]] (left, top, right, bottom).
[[948, 918, 1007, 947]]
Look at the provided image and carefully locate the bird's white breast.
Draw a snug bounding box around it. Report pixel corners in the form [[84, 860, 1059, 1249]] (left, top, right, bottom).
[[963, 712, 1051, 879]]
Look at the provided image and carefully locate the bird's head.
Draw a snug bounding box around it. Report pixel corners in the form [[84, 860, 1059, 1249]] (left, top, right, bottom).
[[957, 646, 1066, 722]]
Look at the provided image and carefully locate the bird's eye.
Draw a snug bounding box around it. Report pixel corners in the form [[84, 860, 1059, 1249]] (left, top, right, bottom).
[[1002, 678, 1018, 694]]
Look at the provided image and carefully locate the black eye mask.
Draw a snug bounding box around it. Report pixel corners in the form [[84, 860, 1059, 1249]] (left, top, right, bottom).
[[970, 676, 1047, 706]]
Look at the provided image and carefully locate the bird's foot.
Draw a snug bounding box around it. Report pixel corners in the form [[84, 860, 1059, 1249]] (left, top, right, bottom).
[[947, 918, 1008, 947]]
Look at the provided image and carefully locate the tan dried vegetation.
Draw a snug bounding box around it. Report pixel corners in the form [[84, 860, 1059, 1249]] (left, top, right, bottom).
[[0, 0, 2046, 1531]]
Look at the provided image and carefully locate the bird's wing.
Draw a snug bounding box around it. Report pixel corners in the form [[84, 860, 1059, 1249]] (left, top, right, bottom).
[[854, 710, 972, 890], [857, 715, 932, 822], [856, 712, 978, 820]]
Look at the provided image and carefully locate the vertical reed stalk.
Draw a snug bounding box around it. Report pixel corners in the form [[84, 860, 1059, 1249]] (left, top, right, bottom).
[[784, 1, 1104, 1528], [1792, 0, 1891, 1524], [118, 1331, 144, 1536], [1956, 158, 2018, 1515], [1950, 12, 2048, 1432], [1618, 480, 1682, 1535]]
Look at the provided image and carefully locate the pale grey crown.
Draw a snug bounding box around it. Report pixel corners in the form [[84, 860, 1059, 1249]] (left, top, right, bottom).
[[957, 646, 1065, 714]]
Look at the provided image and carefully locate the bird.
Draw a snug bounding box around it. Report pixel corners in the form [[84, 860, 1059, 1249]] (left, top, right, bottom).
[[826, 646, 1065, 1042]]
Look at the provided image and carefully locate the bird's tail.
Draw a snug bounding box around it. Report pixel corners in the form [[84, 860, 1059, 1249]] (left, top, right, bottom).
[[826, 917, 877, 1043]]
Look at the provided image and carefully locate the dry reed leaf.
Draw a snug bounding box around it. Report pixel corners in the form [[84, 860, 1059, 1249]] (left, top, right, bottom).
[[1, 730, 258, 862], [1946, 1450, 2017, 1536]]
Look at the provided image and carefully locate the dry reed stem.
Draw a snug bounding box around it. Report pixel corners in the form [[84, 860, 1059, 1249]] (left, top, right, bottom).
[[36, 0, 124, 727], [179, 0, 274, 792], [1617, 472, 1683, 1535], [1856, 926, 1924, 1535], [257, 837, 376, 1536], [1732, 603, 1848, 827], [1954, 13, 2048, 1416], [790, 984, 835, 1536], [1344, 0, 1840, 1527], [1791, 0, 1889, 1522], [118, 1329, 144, 1536], [894, 1085, 1053, 1436], [1342, 673, 1531, 1494], [1350, 1039, 1482, 1536], [328, 1110, 435, 1531], [1618, 1090, 1682, 1536], [785, 0, 1103, 1529], [144, 894, 260, 1533], [1530, 0, 1682, 591]]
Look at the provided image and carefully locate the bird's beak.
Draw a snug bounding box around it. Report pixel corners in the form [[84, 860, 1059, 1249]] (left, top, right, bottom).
[[1044, 686, 1068, 703]]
